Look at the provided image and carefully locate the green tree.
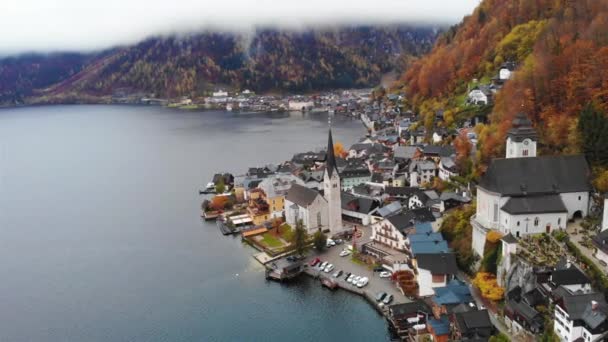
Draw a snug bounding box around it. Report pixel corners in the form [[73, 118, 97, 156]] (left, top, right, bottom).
[[488, 333, 510, 342], [293, 220, 309, 256], [579, 103, 608, 166], [215, 178, 226, 194], [313, 230, 327, 252]]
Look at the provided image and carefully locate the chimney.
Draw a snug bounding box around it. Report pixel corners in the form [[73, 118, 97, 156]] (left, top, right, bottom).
[[592, 300, 599, 311]]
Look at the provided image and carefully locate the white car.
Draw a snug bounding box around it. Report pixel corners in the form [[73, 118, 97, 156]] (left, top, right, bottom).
[[379, 271, 392, 278], [326, 239, 336, 247], [319, 261, 328, 270], [352, 276, 361, 285], [346, 274, 355, 283], [324, 264, 334, 273], [339, 250, 351, 257], [356, 277, 369, 288]]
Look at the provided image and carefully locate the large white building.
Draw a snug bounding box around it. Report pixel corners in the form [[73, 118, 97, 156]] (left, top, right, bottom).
[[472, 113, 591, 257]]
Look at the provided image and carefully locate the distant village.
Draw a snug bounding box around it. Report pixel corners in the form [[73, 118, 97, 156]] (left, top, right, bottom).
[[197, 62, 608, 342]]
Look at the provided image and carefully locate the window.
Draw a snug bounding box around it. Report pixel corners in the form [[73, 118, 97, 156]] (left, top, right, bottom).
[[517, 221, 520, 227], [578, 196, 582, 200], [534, 217, 539, 226], [317, 212, 321, 228], [493, 203, 499, 222], [558, 218, 561, 225], [523, 149, 529, 156]]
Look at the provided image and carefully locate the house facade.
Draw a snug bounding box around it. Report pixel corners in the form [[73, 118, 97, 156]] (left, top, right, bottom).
[[258, 174, 305, 218]]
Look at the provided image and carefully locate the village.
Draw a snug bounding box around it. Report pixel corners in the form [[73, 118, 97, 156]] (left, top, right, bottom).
[[198, 61, 608, 342]]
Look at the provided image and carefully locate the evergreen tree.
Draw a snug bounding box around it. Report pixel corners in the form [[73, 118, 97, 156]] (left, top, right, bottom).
[[578, 103, 608, 166], [293, 220, 309, 256], [313, 230, 327, 252]]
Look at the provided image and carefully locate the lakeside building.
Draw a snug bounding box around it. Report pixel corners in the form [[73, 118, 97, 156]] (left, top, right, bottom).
[[258, 174, 305, 219]]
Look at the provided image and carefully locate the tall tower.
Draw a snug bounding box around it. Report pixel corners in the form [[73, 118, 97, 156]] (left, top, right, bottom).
[[505, 112, 537, 158], [324, 127, 343, 235]]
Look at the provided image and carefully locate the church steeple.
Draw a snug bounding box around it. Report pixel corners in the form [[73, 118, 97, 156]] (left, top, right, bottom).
[[326, 128, 338, 177], [506, 112, 537, 158]]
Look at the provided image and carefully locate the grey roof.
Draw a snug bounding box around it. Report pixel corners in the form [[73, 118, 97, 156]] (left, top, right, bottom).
[[394, 146, 420, 160], [479, 155, 591, 196], [550, 267, 590, 286], [410, 160, 437, 173], [423, 145, 455, 158], [440, 157, 456, 169], [258, 174, 305, 198], [375, 201, 402, 217], [341, 192, 377, 214], [582, 301, 608, 330], [385, 186, 418, 197], [501, 195, 567, 215], [285, 184, 321, 207], [501, 233, 518, 244], [561, 292, 605, 320], [415, 253, 458, 275], [508, 112, 538, 142], [454, 310, 494, 334], [440, 192, 471, 203], [506, 299, 541, 323], [593, 230, 608, 254]]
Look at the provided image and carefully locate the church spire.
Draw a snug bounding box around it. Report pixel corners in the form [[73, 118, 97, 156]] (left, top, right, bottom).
[[326, 128, 338, 177]]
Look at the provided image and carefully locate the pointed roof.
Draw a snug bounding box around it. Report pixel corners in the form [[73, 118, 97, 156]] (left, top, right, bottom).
[[326, 129, 339, 178], [507, 112, 538, 142]]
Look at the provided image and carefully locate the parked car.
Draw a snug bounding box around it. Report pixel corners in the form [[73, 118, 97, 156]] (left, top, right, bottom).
[[335, 239, 343, 245], [356, 277, 369, 288], [326, 239, 336, 247], [375, 292, 387, 302], [324, 264, 334, 273], [373, 266, 384, 272], [379, 271, 392, 278], [347, 274, 355, 283], [286, 256, 297, 262], [352, 276, 361, 285], [319, 261, 328, 270], [339, 250, 351, 257], [383, 294, 393, 304], [344, 272, 351, 280], [333, 270, 343, 278], [309, 258, 321, 267]]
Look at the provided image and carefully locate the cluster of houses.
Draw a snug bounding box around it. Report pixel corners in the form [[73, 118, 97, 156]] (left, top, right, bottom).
[[186, 88, 374, 114], [465, 62, 516, 106], [386, 279, 495, 341]]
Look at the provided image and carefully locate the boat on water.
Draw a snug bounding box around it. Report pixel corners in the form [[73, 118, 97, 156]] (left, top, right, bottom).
[[321, 277, 338, 290]]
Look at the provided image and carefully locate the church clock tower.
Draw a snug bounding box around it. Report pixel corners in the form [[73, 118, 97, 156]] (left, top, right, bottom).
[[324, 128, 343, 235], [506, 112, 538, 159]]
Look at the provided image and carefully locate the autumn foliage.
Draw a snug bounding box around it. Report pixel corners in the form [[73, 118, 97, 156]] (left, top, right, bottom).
[[333, 142, 348, 159], [399, 0, 608, 169], [473, 272, 505, 302]]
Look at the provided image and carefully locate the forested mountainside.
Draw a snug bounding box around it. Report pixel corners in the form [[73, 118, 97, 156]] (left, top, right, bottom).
[[397, 0, 608, 170], [0, 26, 437, 105]]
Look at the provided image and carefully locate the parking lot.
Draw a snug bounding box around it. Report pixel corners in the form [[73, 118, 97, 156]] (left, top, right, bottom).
[[305, 242, 410, 306]]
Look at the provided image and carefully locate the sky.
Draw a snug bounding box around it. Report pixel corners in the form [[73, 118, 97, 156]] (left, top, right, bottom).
[[1, 0, 480, 55]]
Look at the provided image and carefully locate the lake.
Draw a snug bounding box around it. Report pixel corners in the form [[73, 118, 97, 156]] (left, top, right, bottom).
[[0, 105, 390, 342]]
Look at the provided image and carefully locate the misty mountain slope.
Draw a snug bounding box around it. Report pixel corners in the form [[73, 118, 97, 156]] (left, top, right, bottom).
[[0, 26, 438, 104]]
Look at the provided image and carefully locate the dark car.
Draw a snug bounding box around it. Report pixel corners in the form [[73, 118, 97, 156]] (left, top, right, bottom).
[[309, 258, 321, 267], [344, 272, 351, 280], [375, 292, 387, 302], [373, 266, 384, 272], [383, 294, 394, 305]]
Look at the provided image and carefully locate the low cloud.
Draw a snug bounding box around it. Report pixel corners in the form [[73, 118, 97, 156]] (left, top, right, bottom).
[[1, 0, 479, 55]]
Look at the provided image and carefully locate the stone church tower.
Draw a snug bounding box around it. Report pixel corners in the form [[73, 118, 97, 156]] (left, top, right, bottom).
[[324, 128, 343, 235], [505, 112, 538, 159]]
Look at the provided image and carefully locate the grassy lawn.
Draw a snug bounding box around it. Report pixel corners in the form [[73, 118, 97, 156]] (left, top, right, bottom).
[[260, 232, 285, 248]]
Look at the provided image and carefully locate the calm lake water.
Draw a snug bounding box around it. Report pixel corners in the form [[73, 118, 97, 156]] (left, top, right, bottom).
[[0, 105, 389, 342]]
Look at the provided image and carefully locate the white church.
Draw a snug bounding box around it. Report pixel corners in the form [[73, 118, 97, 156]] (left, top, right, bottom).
[[472, 113, 591, 257], [285, 128, 343, 235]]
